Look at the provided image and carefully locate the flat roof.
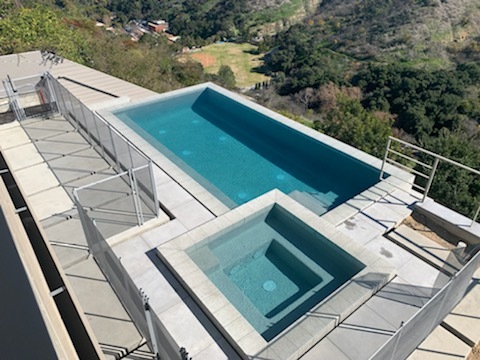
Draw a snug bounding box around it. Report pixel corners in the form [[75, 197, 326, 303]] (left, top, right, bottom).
[[0, 51, 155, 108]]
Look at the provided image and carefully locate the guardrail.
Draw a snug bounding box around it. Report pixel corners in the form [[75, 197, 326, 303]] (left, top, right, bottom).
[[45, 72, 161, 221], [74, 197, 182, 360], [380, 136, 480, 226], [369, 247, 480, 360]]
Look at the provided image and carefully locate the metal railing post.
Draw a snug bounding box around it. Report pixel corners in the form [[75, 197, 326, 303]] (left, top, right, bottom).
[[44, 73, 59, 114], [92, 112, 105, 158], [78, 101, 94, 146], [423, 157, 440, 202], [472, 203, 480, 227], [127, 143, 134, 169], [108, 126, 121, 171], [149, 161, 160, 217], [380, 137, 392, 180], [143, 295, 160, 360], [129, 168, 143, 226], [65, 91, 80, 130]]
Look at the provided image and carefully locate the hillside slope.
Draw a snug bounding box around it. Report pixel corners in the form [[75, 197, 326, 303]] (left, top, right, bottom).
[[309, 0, 480, 65]]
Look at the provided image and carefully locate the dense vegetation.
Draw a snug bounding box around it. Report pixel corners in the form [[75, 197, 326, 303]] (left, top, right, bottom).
[[1, 0, 479, 217], [257, 18, 480, 217], [105, 0, 309, 45], [0, 3, 238, 92]]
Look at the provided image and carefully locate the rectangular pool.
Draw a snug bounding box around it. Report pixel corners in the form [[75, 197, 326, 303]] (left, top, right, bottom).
[[113, 85, 383, 212], [187, 204, 364, 341], [157, 191, 395, 359]]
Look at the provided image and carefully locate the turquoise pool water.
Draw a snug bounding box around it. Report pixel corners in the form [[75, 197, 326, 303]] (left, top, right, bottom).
[[187, 205, 365, 340], [114, 87, 382, 211]]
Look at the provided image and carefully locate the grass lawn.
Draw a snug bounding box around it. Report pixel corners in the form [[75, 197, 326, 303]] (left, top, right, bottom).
[[183, 43, 270, 88]]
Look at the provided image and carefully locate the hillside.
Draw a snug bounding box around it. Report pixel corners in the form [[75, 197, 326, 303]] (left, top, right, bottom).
[[306, 0, 480, 65], [105, 0, 320, 42]]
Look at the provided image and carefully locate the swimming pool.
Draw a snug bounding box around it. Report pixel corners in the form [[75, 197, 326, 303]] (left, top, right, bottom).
[[113, 85, 383, 212], [157, 191, 395, 359], [187, 203, 364, 341]]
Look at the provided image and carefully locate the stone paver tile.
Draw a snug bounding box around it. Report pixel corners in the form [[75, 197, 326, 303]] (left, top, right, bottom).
[[157, 301, 219, 357], [171, 199, 215, 230], [141, 220, 188, 248], [44, 217, 87, 245], [0, 126, 30, 149], [156, 181, 194, 210], [444, 279, 480, 344], [15, 162, 59, 196], [337, 213, 385, 245], [365, 236, 416, 269], [65, 258, 143, 351], [4, 143, 44, 170], [327, 324, 392, 360], [300, 338, 350, 360], [407, 326, 471, 360], [29, 186, 74, 220]]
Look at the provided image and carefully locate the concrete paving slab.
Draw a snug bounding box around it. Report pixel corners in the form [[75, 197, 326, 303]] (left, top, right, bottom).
[[44, 217, 87, 246], [407, 325, 471, 360], [171, 199, 215, 230], [0, 125, 31, 149], [340, 302, 397, 332], [396, 256, 450, 295], [3, 143, 44, 170], [388, 225, 460, 274], [195, 338, 232, 360], [90, 215, 136, 239], [337, 213, 386, 245], [379, 190, 419, 212], [156, 181, 194, 210], [49, 147, 110, 172], [141, 220, 188, 248], [300, 338, 350, 360], [49, 149, 111, 184], [443, 270, 480, 344], [40, 207, 80, 227], [15, 162, 60, 196], [22, 117, 76, 132], [362, 201, 408, 231], [64, 169, 119, 188], [152, 165, 173, 186], [112, 236, 150, 279], [65, 258, 144, 352], [326, 320, 393, 360], [157, 300, 219, 357], [90, 195, 141, 218], [23, 126, 71, 141], [51, 244, 89, 269], [365, 236, 417, 269], [28, 186, 74, 220], [364, 282, 427, 329], [34, 132, 91, 156], [73, 185, 132, 210], [134, 266, 186, 315]]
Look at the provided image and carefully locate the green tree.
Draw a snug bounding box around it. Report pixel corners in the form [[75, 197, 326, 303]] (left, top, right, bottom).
[[216, 65, 236, 89], [315, 96, 393, 158], [419, 129, 480, 217], [0, 6, 89, 63]]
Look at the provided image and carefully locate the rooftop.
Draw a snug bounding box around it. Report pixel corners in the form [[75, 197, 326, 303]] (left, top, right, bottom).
[[1, 50, 479, 360]]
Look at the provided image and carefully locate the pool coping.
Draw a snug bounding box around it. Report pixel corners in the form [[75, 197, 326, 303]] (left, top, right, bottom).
[[156, 190, 395, 359], [96, 82, 415, 222]]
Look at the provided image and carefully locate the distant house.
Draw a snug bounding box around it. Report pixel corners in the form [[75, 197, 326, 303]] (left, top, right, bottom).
[[164, 33, 181, 43], [148, 20, 169, 33]]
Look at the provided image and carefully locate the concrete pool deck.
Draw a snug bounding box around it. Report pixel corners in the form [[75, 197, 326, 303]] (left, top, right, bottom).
[[1, 51, 479, 359]]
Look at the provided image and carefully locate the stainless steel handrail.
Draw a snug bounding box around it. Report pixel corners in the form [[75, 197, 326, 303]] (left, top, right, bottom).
[[382, 136, 480, 226]]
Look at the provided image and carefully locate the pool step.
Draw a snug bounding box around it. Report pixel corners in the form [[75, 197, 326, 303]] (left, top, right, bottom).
[[386, 225, 462, 276], [311, 191, 338, 207], [288, 190, 329, 215]]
